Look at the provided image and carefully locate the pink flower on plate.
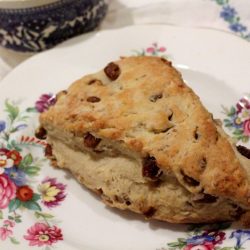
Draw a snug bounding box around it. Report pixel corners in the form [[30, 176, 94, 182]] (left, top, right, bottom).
[[146, 47, 155, 53], [3, 220, 15, 227], [236, 96, 250, 113], [243, 119, 250, 136], [38, 177, 66, 208], [202, 231, 225, 245], [24, 222, 63, 246], [0, 227, 13, 240], [184, 242, 215, 250], [0, 174, 16, 209], [158, 46, 166, 52], [35, 94, 56, 113]]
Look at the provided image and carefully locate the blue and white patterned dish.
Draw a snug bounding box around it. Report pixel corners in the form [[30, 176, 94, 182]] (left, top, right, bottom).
[[0, 0, 108, 52]]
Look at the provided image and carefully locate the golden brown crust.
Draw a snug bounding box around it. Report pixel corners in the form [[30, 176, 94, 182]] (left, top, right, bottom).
[[40, 56, 250, 211]]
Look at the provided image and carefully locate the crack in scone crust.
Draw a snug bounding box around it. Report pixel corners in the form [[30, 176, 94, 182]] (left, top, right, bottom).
[[40, 56, 250, 224]]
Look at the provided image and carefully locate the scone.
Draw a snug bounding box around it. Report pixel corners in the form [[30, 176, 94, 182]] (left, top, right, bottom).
[[38, 56, 250, 224]]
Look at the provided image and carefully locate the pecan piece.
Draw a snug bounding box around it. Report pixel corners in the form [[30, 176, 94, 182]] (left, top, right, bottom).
[[35, 127, 47, 140], [125, 200, 131, 206], [87, 96, 101, 103], [84, 133, 101, 148], [104, 62, 121, 80], [142, 156, 162, 180]]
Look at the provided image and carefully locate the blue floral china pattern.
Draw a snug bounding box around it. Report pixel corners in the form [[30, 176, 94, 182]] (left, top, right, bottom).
[[212, 0, 250, 41], [160, 223, 250, 250], [0, 0, 108, 52]]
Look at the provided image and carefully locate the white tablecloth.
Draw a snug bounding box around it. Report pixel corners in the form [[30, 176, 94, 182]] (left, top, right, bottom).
[[0, 0, 249, 82]]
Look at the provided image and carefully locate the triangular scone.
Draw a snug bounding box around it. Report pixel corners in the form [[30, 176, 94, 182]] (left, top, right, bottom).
[[39, 56, 250, 224]]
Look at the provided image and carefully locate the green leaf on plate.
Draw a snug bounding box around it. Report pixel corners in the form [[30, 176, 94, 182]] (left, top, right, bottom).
[[35, 211, 54, 219], [32, 193, 41, 202], [18, 115, 29, 121], [8, 215, 14, 220], [228, 106, 236, 116], [5, 100, 19, 123], [26, 107, 37, 113], [177, 238, 186, 243], [22, 153, 33, 166], [8, 199, 21, 212], [233, 129, 243, 135], [223, 119, 232, 123], [167, 238, 186, 248], [24, 166, 40, 176], [167, 242, 181, 247], [0, 210, 3, 219], [10, 237, 20, 245], [242, 136, 249, 143], [6, 140, 22, 152], [23, 200, 41, 211], [15, 218, 22, 223], [215, 0, 229, 5]]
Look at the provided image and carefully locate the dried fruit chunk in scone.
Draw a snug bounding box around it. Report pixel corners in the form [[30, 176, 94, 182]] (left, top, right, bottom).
[[39, 56, 250, 224]]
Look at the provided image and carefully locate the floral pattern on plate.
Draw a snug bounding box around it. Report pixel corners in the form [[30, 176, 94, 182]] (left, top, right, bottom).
[[212, 0, 250, 41], [0, 94, 66, 248], [161, 223, 250, 250], [222, 94, 250, 143], [132, 42, 168, 57]]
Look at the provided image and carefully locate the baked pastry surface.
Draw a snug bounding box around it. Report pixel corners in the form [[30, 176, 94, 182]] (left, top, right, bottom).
[[39, 56, 250, 224]]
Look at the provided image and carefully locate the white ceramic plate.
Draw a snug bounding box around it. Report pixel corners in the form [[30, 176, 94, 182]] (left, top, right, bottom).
[[0, 25, 250, 250]]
